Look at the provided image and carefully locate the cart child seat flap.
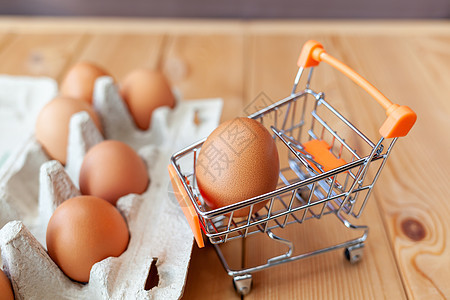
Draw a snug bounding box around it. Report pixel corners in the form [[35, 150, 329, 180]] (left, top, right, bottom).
[[302, 139, 346, 172]]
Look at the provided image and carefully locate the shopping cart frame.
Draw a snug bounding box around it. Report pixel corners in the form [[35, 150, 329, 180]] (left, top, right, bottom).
[[168, 40, 416, 295]]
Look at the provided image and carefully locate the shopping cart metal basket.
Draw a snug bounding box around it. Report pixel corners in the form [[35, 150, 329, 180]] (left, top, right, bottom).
[[168, 40, 417, 295]]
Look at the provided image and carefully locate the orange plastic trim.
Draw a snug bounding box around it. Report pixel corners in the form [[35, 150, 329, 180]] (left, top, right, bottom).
[[303, 140, 346, 172], [297, 40, 417, 138], [297, 40, 324, 68], [168, 164, 205, 248], [379, 104, 417, 138]]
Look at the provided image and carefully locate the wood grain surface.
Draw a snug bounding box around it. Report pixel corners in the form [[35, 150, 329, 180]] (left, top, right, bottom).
[[0, 18, 448, 300], [73, 34, 165, 81]]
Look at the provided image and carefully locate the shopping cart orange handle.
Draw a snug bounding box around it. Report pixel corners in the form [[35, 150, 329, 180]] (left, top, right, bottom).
[[168, 164, 205, 248], [297, 40, 417, 138]]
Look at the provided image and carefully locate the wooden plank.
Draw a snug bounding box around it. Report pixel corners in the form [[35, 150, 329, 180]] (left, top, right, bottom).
[[0, 33, 86, 80], [182, 241, 244, 300], [0, 18, 244, 34], [0, 32, 14, 53], [160, 34, 245, 299], [0, 19, 447, 300], [71, 33, 164, 81], [242, 200, 406, 299], [340, 36, 450, 299], [243, 34, 407, 299], [162, 34, 245, 122]]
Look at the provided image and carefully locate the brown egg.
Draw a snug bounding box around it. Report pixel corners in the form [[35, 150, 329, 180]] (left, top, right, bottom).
[[79, 140, 149, 206], [196, 117, 279, 217], [60, 61, 110, 104], [46, 195, 129, 283], [119, 69, 176, 130], [35, 96, 103, 165], [0, 269, 14, 300]]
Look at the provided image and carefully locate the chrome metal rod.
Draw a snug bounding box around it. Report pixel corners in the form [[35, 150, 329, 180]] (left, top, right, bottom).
[[220, 216, 368, 277], [272, 126, 314, 171], [192, 148, 197, 189], [338, 138, 384, 215], [306, 67, 314, 89], [311, 110, 361, 159], [198, 154, 383, 219], [248, 92, 306, 120], [319, 99, 376, 148], [291, 67, 304, 95], [355, 137, 398, 218], [266, 230, 294, 264]]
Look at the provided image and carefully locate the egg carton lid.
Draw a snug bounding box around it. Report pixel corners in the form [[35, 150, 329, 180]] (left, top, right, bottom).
[[0, 75, 223, 299]]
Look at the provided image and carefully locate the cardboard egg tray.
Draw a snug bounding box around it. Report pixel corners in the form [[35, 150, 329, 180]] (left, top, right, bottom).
[[0, 75, 223, 299]]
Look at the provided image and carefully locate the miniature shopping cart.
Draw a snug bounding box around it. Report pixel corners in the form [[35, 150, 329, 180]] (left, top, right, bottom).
[[168, 40, 416, 295]]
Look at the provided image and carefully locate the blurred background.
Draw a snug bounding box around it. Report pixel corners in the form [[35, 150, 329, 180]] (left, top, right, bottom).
[[1, 0, 449, 18]]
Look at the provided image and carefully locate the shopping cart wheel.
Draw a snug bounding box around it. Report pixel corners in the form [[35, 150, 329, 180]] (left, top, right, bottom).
[[232, 274, 253, 296], [344, 243, 364, 264]]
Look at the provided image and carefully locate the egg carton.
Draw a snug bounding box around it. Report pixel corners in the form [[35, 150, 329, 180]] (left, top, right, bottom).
[[0, 76, 223, 299], [0, 75, 57, 170]]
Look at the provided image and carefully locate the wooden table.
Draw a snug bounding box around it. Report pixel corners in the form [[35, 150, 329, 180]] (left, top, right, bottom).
[[0, 18, 449, 299]]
